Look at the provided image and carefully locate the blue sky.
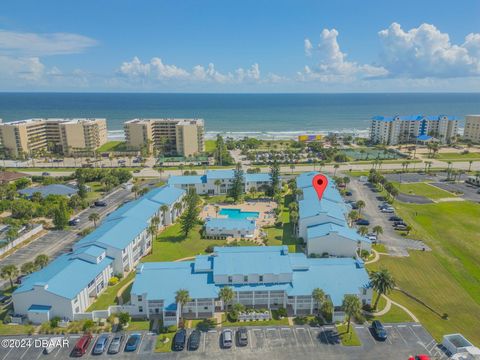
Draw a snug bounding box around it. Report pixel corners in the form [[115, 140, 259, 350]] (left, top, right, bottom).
[[0, 0, 479, 92]]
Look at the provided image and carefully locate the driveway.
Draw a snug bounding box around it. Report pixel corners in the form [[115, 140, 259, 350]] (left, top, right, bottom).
[[348, 178, 430, 256]]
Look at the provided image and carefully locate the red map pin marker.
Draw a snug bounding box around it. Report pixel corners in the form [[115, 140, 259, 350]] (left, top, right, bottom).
[[312, 174, 328, 200]]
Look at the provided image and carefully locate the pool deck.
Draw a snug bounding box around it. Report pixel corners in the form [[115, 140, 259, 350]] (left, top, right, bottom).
[[201, 200, 277, 243]]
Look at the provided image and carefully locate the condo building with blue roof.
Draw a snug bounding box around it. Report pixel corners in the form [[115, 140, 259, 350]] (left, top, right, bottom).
[[131, 246, 372, 326], [296, 172, 371, 257], [168, 169, 272, 195], [370, 114, 458, 145], [13, 185, 186, 323]]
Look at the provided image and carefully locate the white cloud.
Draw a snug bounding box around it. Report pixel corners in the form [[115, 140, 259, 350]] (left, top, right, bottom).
[[0, 30, 97, 56], [118, 57, 264, 84], [378, 22, 480, 78], [301, 29, 388, 82], [0, 55, 45, 81]]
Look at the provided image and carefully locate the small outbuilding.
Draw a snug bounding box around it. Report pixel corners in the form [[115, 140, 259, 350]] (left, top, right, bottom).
[[18, 184, 78, 198]]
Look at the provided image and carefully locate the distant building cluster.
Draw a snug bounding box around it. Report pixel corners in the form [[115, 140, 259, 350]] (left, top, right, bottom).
[[0, 118, 108, 157], [124, 118, 205, 157], [370, 115, 458, 145], [464, 115, 480, 143], [0, 117, 206, 158]]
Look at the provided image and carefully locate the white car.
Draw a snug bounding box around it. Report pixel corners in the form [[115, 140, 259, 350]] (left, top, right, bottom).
[[367, 234, 377, 241], [381, 207, 394, 213]]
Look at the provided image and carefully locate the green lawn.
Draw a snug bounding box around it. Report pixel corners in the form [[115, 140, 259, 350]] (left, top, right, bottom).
[[365, 293, 413, 323], [368, 201, 480, 344], [435, 152, 480, 160], [142, 223, 230, 262], [336, 323, 361, 346], [393, 181, 456, 200], [86, 272, 135, 311], [155, 332, 175, 352], [97, 141, 128, 152], [127, 320, 151, 331], [205, 140, 216, 153]]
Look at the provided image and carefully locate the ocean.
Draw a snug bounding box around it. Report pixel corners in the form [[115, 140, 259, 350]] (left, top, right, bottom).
[[0, 93, 479, 140]]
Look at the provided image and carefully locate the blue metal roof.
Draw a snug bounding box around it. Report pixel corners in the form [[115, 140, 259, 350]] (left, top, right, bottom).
[[205, 218, 256, 232], [290, 257, 370, 306], [213, 246, 291, 276], [131, 246, 370, 309], [245, 173, 271, 182], [372, 115, 457, 122], [307, 222, 371, 244], [132, 262, 218, 311], [14, 251, 113, 300], [296, 172, 343, 203], [75, 186, 185, 250], [168, 175, 205, 185], [206, 170, 235, 179], [299, 188, 347, 222], [28, 304, 52, 312], [19, 184, 78, 198], [77, 245, 106, 258]]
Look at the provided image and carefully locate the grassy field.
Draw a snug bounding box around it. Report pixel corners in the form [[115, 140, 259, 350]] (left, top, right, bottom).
[[393, 181, 456, 200], [368, 201, 480, 344], [336, 323, 361, 346], [205, 140, 216, 153], [435, 152, 480, 161], [127, 320, 151, 331], [86, 272, 135, 311], [365, 293, 413, 323], [97, 141, 128, 152], [141, 223, 230, 262], [155, 332, 175, 352]]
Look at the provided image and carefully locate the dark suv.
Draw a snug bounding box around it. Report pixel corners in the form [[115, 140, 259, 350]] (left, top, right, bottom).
[[173, 329, 186, 351]]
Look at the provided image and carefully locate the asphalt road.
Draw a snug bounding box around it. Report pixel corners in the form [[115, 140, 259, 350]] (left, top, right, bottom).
[[0, 186, 135, 288]]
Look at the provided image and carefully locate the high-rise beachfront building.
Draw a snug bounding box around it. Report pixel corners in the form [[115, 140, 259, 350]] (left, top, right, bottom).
[[124, 118, 205, 157], [0, 118, 107, 157], [370, 115, 458, 145], [464, 115, 480, 143]]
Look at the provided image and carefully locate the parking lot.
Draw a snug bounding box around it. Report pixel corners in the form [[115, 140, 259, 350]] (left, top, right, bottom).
[[0, 323, 448, 359]]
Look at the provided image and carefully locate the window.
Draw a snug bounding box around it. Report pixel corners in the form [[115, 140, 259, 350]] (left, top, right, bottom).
[[243, 276, 248, 282], [138, 295, 143, 302], [362, 288, 367, 295], [139, 306, 143, 313], [259, 275, 263, 282], [228, 276, 233, 283]]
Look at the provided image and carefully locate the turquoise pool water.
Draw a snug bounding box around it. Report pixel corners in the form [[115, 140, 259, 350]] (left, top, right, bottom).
[[219, 208, 259, 219]]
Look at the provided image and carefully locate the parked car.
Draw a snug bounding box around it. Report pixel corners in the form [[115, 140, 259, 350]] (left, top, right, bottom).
[[68, 218, 80, 226], [71, 334, 93, 357], [42, 172, 50, 176], [350, 203, 359, 209], [389, 216, 403, 222], [92, 334, 109, 355], [394, 221, 407, 227], [236, 327, 248, 347], [345, 191, 353, 196], [394, 225, 407, 231], [124, 333, 141, 352], [356, 219, 370, 226], [222, 329, 233, 348], [381, 208, 395, 213], [107, 334, 123, 354], [367, 234, 377, 242], [408, 355, 431, 360], [94, 200, 107, 207], [371, 320, 388, 340], [173, 329, 186, 351], [187, 329, 201, 351]]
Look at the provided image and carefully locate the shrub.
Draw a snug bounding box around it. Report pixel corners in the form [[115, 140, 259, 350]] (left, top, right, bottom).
[[205, 245, 215, 253], [50, 317, 61, 328], [108, 276, 119, 286], [276, 307, 288, 318], [82, 320, 95, 331], [118, 312, 130, 326]]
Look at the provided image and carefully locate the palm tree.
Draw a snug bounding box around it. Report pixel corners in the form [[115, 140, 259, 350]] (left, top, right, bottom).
[[333, 164, 340, 176], [342, 294, 361, 333], [214, 179, 221, 195], [370, 268, 396, 309], [219, 286, 235, 311], [348, 210, 359, 226], [160, 204, 169, 225], [358, 226, 369, 237], [214, 205, 220, 218], [21, 262, 37, 275], [175, 289, 191, 323], [131, 184, 140, 199], [356, 200, 365, 216], [34, 254, 49, 269], [312, 288, 325, 315], [1, 264, 19, 290], [88, 212, 100, 227], [174, 202, 183, 219], [372, 225, 383, 240], [468, 160, 474, 172]]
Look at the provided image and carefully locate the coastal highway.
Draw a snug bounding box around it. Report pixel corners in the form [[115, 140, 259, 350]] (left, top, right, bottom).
[[0, 186, 135, 289]]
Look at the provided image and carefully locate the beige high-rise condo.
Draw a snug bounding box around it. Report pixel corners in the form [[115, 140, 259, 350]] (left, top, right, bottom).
[[0, 118, 107, 157], [464, 115, 480, 143], [124, 118, 205, 157]]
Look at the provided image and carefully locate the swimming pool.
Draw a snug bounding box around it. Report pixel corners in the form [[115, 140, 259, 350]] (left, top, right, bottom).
[[219, 208, 260, 219]]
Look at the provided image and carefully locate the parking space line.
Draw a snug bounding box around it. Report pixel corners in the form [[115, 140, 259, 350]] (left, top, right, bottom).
[[136, 333, 144, 354], [306, 328, 315, 345], [202, 331, 206, 352], [392, 326, 408, 345], [18, 346, 30, 360], [1, 347, 13, 360], [292, 327, 298, 345], [408, 325, 425, 345]]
